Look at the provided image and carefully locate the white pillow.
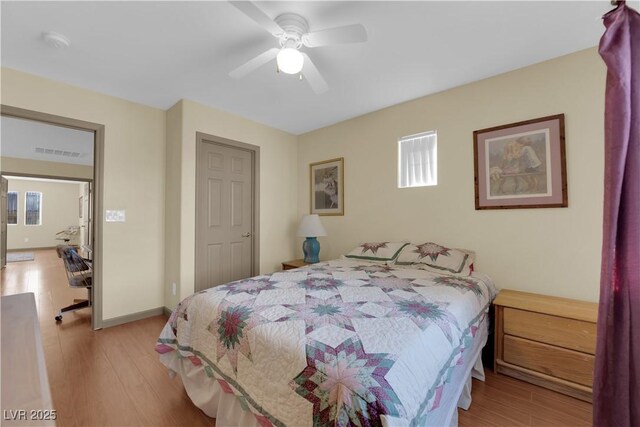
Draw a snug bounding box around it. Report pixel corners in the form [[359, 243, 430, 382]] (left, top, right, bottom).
[[396, 242, 475, 276], [344, 242, 409, 263]]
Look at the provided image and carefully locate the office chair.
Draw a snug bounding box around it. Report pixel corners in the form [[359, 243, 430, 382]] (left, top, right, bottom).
[[55, 245, 92, 322]]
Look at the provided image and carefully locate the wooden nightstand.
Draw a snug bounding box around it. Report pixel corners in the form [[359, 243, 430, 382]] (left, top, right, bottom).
[[281, 259, 311, 270], [493, 289, 598, 402]]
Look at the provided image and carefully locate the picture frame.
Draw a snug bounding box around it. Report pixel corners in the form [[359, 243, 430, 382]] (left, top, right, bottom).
[[473, 114, 567, 210], [310, 157, 344, 216]]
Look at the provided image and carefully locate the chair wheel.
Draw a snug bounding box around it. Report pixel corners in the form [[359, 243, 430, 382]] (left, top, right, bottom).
[[55, 315, 62, 322]]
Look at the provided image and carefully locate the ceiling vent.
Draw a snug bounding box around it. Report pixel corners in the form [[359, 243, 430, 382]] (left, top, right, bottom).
[[34, 147, 83, 158]]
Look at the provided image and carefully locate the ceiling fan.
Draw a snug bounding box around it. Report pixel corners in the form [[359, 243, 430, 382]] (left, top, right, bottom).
[[228, 1, 368, 94]]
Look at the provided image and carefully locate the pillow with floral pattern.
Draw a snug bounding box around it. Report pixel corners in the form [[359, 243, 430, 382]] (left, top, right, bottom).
[[343, 242, 409, 263], [396, 242, 474, 276]]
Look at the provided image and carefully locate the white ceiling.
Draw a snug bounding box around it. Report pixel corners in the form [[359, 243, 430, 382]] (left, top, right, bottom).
[[1, 1, 616, 135], [1, 116, 94, 166]]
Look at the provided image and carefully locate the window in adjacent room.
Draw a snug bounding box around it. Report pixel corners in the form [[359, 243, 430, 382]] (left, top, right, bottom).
[[398, 130, 437, 188], [7, 192, 17, 225], [24, 191, 42, 226]]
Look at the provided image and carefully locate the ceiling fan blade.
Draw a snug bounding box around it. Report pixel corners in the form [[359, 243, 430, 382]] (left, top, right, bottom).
[[229, 48, 279, 79], [229, 1, 284, 36], [302, 24, 367, 48], [301, 53, 328, 94]]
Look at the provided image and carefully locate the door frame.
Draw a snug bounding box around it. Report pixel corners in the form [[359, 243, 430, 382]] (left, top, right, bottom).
[[1, 105, 105, 330], [1, 177, 7, 269], [195, 132, 260, 290]]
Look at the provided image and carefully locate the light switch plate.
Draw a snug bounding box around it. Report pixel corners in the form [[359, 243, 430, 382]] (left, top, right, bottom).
[[106, 210, 126, 222]]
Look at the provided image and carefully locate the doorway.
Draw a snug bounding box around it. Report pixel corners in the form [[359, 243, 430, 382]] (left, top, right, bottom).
[[0, 105, 104, 330], [0, 178, 6, 267], [195, 132, 260, 292], [1, 176, 92, 254]]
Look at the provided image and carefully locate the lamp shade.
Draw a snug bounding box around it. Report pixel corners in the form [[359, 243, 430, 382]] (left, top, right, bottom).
[[296, 214, 327, 237]]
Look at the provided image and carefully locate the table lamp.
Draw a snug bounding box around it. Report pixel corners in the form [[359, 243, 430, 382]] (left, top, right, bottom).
[[296, 214, 327, 263]]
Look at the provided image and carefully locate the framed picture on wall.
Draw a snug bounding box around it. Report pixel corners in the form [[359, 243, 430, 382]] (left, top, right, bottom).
[[310, 157, 344, 216], [473, 114, 567, 210]]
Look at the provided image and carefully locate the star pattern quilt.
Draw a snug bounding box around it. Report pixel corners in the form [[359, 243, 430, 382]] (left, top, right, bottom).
[[156, 259, 496, 426]]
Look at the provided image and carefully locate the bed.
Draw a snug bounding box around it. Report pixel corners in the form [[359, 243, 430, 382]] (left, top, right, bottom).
[[156, 257, 497, 426]]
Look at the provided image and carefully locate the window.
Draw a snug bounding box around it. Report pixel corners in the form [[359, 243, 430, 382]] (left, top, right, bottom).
[[7, 192, 17, 225], [398, 131, 437, 188], [24, 192, 42, 226]]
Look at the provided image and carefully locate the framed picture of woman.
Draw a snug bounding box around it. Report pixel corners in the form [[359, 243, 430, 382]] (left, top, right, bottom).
[[310, 157, 344, 216]]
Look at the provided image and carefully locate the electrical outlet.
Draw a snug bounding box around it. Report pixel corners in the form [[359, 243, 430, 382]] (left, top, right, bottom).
[[24, 237, 29, 243], [172, 283, 177, 296]]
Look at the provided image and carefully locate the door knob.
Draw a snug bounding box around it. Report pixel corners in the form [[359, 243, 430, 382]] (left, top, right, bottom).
[[242, 232, 251, 237]]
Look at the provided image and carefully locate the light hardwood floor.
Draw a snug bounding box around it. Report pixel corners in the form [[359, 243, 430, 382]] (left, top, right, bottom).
[[1, 249, 592, 426]]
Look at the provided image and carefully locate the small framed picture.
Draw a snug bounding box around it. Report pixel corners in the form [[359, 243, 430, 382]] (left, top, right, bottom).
[[473, 114, 567, 210], [310, 157, 344, 216]]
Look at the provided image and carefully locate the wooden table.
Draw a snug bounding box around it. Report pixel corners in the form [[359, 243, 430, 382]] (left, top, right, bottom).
[[281, 259, 311, 270]]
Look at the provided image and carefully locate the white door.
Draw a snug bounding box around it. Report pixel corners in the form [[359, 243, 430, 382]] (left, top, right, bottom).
[[83, 182, 92, 249], [1, 177, 7, 269], [77, 182, 92, 259], [196, 140, 255, 291], [88, 182, 93, 250]]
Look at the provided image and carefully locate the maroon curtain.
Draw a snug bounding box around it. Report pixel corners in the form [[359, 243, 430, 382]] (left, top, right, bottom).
[[594, 2, 640, 426]]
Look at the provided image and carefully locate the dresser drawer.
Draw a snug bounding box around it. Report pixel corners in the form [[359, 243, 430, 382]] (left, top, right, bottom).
[[503, 307, 596, 354], [503, 335, 594, 386]]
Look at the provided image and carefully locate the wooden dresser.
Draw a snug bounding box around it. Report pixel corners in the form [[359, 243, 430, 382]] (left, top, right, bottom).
[[493, 289, 598, 402]]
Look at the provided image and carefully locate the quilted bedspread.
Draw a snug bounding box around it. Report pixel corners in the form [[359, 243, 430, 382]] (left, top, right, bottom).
[[156, 259, 497, 427]]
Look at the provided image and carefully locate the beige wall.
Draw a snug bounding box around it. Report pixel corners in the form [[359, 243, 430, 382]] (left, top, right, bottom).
[[1, 46, 605, 319], [1, 68, 166, 320], [7, 179, 82, 250], [0, 156, 93, 180], [165, 99, 298, 308], [297, 48, 605, 302], [2, 68, 299, 318]]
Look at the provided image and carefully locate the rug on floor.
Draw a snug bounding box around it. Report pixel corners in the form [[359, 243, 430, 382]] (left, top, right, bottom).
[[7, 252, 35, 262]]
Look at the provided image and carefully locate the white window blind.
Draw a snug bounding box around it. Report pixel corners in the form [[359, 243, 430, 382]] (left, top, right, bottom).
[[398, 131, 437, 188], [25, 192, 42, 226]]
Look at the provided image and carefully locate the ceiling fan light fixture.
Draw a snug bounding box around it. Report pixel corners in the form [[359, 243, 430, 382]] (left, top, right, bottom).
[[276, 48, 304, 74]]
